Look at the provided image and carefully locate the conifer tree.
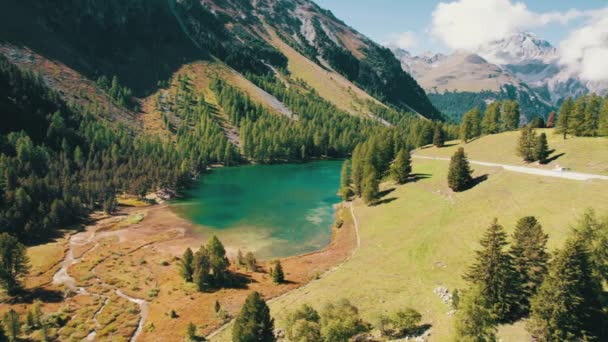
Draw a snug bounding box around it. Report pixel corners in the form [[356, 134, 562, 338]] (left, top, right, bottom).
[[0, 233, 30, 295], [207, 236, 230, 286], [534, 133, 549, 163], [390, 149, 411, 184], [516, 126, 538, 162], [236, 249, 245, 269], [447, 147, 473, 192], [556, 97, 574, 139], [453, 286, 497, 342], [339, 159, 353, 200], [482, 102, 501, 134], [361, 164, 379, 204], [3, 309, 20, 342], [509, 217, 549, 317], [572, 209, 608, 283], [186, 322, 197, 341], [232, 292, 275, 342], [433, 124, 445, 147], [193, 246, 210, 291], [272, 260, 285, 284], [464, 219, 516, 321], [570, 97, 586, 137], [180, 247, 194, 282], [528, 238, 603, 341], [598, 97, 608, 136], [460, 108, 482, 143], [501, 100, 520, 131]]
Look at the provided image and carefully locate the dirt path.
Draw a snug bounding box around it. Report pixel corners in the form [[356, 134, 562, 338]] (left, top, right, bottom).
[[412, 155, 608, 181]]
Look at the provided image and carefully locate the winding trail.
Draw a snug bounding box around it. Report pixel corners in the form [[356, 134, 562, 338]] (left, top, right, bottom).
[[206, 202, 361, 340], [412, 155, 608, 181], [52, 225, 150, 342]]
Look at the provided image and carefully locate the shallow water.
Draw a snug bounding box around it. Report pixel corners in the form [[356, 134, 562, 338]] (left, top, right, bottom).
[[171, 161, 342, 259]]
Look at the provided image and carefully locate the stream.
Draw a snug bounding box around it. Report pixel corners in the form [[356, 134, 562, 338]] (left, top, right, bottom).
[[52, 228, 149, 342]]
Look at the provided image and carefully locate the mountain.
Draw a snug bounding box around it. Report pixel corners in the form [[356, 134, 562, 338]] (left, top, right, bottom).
[[0, 0, 441, 121]]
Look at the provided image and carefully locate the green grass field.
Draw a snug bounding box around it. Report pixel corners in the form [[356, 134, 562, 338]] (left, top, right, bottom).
[[416, 129, 608, 175]]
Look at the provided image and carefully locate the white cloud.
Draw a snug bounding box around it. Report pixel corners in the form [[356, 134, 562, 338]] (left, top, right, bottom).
[[431, 0, 586, 50], [388, 31, 418, 50], [559, 9, 608, 81]]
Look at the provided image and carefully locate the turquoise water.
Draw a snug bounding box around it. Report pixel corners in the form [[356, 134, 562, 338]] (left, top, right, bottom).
[[171, 161, 342, 259]]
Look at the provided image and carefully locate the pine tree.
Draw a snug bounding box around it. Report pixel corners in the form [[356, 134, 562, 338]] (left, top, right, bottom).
[[186, 322, 197, 341], [390, 149, 411, 184], [272, 260, 285, 284], [453, 286, 497, 342], [556, 97, 574, 139], [460, 108, 482, 143], [516, 126, 538, 162], [232, 292, 275, 342], [0, 233, 30, 295], [534, 133, 549, 163], [207, 236, 230, 286], [339, 159, 353, 200], [570, 96, 586, 137], [482, 102, 501, 134], [193, 246, 210, 291], [464, 219, 515, 321], [447, 147, 473, 192], [509, 217, 549, 317], [572, 209, 608, 283], [501, 100, 520, 131], [180, 247, 194, 282], [3, 309, 20, 342], [433, 124, 445, 147], [598, 97, 608, 136], [236, 249, 245, 269], [528, 238, 603, 341], [361, 164, 379, 204]]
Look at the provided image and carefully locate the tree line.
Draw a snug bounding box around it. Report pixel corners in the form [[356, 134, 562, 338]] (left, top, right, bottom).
[[455, 211, 607, 341], [556, 94, 608, 138]]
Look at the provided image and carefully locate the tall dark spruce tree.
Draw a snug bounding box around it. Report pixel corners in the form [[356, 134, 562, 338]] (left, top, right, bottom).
[[509, 217, 549, 317], [448, 147, 473, 192], [528, 238, 604, 341], [232, 291, 275, 342], [464, 219, 516, 322]]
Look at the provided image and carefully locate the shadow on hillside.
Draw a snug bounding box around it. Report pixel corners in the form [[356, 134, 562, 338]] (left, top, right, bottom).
[[372, 197, 397, 206], [377, 188, 396, 198], [542, 151, 565, 164], [441, 143, 458, 148], [8, 287, 64, 304], [467, 174, 489, 190], [408, 173, 432, 183]]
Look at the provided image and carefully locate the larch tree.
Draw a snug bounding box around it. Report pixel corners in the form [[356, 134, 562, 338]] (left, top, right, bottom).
[[516, 126, 537, 163], [207, 235, 230, 286], [285, 304, 321, 342], [390, 149, 411, 184], [3, 309, 20, 342], [464, 219, 516, 321], [0, 233, 30, 296], [232, 292, 275, 342], [433, 123, 445, 147], [339, 159, 353, 200], [180, 247, 194, 282], [528, 238, 603, 341], [460, 108, 482, 143], [534, 133, 550, 163], [546, 111, 556, 128], [482, 102, 501, 134], [571, 209, 608, 283], [598, 97, 608, 136], [570, 97, 586, 137], [501, 100, 520, 131], [453, 286, 497, 342], [193, 246, 211, 291], [272, 260, 285, 284], [556, 97, 573, 139], [361, 164, 379, 204], [447, 147, 473, 192], [509, 217, 549, 317]]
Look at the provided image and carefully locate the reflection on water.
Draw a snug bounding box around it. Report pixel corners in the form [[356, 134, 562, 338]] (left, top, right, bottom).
[[171, 161, 342, 259]]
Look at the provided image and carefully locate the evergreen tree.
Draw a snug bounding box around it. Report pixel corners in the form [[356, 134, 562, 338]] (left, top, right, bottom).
[[447, 147, 473, 192], [232, 292, 275, 342], [482, 102, 501, 134], [236, 249, 245, 269], [509, 217, 549, 317], [528, 238, 603, 341], [501, 100, 520, 131], [453, 286, 497, 342], [186, 322, 197, 341], [3, 309, 20, 342], [180, 247, 194, 282], [245, 252, 257, 272], [534, 133, 549, 163], [193, 246, 210, 291], [598, 97, 608, 136], [0, 233, 30, 295], [390, 149, 411, 184], [570, 96, 587, 136], [433, 124, 445, 147], [272, 260, 285, 284], [361, 164, 379, 204], [516, 126, 538, 162], [207, 236, 230, 286], [339, 160, 353, 200], [572, 209, 608, 283], [556, 97, 573, 139], [460, 108, 482, 143], [464, 219, 515, 321]]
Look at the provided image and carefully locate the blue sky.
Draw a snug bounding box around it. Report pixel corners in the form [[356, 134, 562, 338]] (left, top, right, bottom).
[[314, 0, 607, 54]]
